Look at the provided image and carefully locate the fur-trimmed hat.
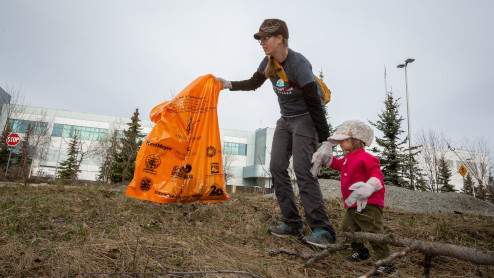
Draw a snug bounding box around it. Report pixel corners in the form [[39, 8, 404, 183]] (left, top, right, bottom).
[[328, 120, 374, 146]]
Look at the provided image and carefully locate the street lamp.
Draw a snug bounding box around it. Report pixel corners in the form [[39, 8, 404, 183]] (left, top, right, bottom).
[[397, 58, 415, 189]]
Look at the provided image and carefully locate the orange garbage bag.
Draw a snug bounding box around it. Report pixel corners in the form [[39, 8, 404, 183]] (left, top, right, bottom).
[[126, 74, 230, 203]]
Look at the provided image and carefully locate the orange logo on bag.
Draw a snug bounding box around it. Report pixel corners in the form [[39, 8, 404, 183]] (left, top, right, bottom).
[[140, 177, 152, 191], [211, 163, 220, 174], [145, 155, 161, 171], [207, 146, 216, 157]]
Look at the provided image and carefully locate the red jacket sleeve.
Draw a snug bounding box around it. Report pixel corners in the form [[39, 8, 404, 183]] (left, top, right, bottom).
[[330, 156, 343, 172]]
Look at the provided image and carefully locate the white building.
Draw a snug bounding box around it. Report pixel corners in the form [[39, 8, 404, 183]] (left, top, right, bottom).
[[414, 145, 489, 192], [0, 89, 272, 186]]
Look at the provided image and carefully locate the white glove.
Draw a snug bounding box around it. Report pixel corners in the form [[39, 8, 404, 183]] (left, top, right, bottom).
[[310, 141, 333, 177], [344, 177, 383, 212], [215, 77, 230, 90]]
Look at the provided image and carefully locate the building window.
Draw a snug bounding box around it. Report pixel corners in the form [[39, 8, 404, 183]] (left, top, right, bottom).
[[51, 124, 108, 141], [223, 142, 247, 156], [8, 119, 48, 135], [52, 123, 64, 137]]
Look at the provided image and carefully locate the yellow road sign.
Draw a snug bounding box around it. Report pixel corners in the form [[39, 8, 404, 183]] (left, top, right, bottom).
[[458, 165, 467, 177]]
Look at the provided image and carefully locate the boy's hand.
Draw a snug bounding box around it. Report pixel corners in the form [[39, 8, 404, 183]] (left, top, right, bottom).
[[345, 178, 383, 212], [310, 141, 333, 177]]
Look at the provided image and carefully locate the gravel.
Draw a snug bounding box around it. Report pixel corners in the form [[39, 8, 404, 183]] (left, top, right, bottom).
[[266, 179, 494, 217]]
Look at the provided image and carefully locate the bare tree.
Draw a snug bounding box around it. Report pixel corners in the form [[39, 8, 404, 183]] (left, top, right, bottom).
[[25, 111, 52, 178], [255, 172, 270, 194], [256, 154, 272, 194], [93, 129, 119, 183], [73, 139, 98, 181], [17, 123, 32, 182], [415, 129, 450, 192], [1, 110, 52, 181], [222, 151, 235, 185], [0, 83, 28, 135]]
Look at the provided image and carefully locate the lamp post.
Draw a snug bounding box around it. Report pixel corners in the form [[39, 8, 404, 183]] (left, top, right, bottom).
[[397, 58, 415, 189]]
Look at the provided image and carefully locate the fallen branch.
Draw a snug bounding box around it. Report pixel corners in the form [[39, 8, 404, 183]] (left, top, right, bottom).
[[268, 232, 494, 277], [268, 245, 312, 259], [267, 243, 347, 266], [343, 232, 494, 265], [359, 247, 410, 278]]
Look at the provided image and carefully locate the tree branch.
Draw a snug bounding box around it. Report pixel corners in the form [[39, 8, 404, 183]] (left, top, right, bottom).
[[342, 232, 494, 265], [359, 247, 410, 278], [268, 232, 494, 278], [267, 243, 347, 266]]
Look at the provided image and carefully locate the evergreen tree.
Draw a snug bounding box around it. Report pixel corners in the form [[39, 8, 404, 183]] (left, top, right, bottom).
[[0, 122, 13, 168], [57, 132, 80, 180], [369, 92, 408, 187], [319, 70, 329, 118], [370, 91, 424, 189], [438, 156, 456, 192], [110, 109, 144, 183], [404, 152, 428, 191], [318, 70, 325, 80], [110, 151, 124, 183], [462, 173, 474, 196]]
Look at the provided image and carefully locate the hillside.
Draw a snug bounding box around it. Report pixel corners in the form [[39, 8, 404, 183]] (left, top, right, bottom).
[[316, 179, 494, 217], [0, 183, 493, 277]]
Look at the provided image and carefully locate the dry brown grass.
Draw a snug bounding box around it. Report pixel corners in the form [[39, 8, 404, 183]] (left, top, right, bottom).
[[0, 184, 493, 278]]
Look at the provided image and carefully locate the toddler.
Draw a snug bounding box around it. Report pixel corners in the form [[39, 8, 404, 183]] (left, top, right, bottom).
[[311, 120, 396, 276]]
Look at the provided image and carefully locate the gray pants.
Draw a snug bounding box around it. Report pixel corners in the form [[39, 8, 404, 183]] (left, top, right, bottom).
[[270, 114, 334, 233]]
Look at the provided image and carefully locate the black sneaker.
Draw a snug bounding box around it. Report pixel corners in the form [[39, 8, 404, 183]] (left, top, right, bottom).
[[301, 228, 335, 248], [347, 248, 370, 262], [268, 223, 304, 238], [373, 264, 396, 276]]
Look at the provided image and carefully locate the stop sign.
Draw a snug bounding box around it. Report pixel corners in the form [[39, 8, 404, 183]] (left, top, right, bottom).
[[6, 133, 20, 147]]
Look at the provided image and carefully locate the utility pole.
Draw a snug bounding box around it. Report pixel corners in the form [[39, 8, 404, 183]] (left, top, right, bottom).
[[397, 58, 415, 189]]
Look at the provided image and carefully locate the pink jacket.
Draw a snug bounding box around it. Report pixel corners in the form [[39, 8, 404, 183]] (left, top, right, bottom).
[[330, 148, 385, 208]]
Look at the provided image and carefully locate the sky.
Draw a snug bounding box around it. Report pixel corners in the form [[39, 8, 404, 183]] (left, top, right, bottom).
[[1, 0, 493, 154]]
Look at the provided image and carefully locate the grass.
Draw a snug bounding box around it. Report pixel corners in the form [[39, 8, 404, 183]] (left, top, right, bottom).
[[0, 183, 493, 277]]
